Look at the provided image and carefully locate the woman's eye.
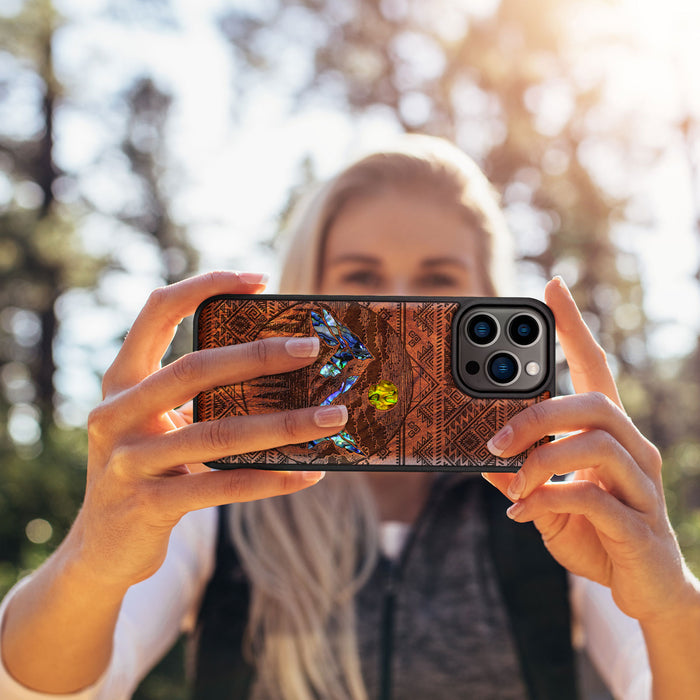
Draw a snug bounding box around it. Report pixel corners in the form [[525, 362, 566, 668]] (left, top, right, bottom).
[[417, 273, 460, 289], [340, 270, 383, 288]]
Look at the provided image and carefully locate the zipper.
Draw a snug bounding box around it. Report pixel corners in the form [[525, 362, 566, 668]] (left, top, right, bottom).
[[376, 475, 458, 700], [379, 558, 398, 700]]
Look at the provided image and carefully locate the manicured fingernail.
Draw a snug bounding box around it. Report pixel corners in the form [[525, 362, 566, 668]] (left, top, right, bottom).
[[303, 471, 325, 483], [286, 336, 320, 358], [487, 425, 513, 456], [507, 470, 525, 500], [314, 405, 348, 427], [506, 501, 524, 520], [238, 272, 269, 285]]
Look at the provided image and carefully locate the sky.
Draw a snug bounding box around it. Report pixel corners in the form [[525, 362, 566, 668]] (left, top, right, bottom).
[[4, 0, 700, 425]]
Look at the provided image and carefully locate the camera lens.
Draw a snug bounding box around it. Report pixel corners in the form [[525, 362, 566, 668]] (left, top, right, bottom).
[[466, 313, 498, 346], [487, 352, 519, 385], [508, 314, 540, 347]]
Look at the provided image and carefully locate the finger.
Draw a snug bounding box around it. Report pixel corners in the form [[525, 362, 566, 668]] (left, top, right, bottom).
[[544, 276, 622, 408], [504, 430, 656, 511], [157, 468, 326, 519], [486, 393, 660, 480], [104, 271, 268, 394], [171, 402, 193, 428], [481, 471, 517, 498], [120, 336, 320, 419], [505, 479, 639, 545], [112, 405, 349, 476]]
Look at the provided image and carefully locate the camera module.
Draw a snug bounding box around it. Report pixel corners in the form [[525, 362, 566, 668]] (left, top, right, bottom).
[[466, 313, 499, 346], [487, 352, 520, 385], [507, 314, 540, 347]]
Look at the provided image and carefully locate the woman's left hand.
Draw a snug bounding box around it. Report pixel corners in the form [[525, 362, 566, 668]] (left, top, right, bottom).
[[483, 276, 696, 625]]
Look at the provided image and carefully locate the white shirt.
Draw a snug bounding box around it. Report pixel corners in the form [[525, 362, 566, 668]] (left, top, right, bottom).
[[0, 507, 651, 699]]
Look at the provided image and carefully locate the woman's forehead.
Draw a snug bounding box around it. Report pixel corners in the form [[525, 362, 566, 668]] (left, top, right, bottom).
[[324, 191, 477, 261]]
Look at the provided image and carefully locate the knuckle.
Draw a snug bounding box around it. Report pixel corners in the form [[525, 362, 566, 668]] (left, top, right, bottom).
[[587, 391, 615, 414], [590, 428, 619, 459], [277, 410, 302, 444], [246, 337, 271, 367], [643, 440, 663, 473], [170, 352, 205, 386], [201, 419, 235, 454], [202, 270, 225, 286], [107, 444, 135, 480], [574, 480, 604, 513], [527, 400, 550, 431], [146, 285, 169, 311], [87, 402, 113, 440], [591, 344, 609, 368], [223, 471, 250, 502]]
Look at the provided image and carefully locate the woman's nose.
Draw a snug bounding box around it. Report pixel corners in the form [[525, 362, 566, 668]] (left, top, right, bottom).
[[383, 279, 412, 296]]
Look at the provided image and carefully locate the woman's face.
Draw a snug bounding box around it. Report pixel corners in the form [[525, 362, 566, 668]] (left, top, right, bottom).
[[319, 189, 488, 296]]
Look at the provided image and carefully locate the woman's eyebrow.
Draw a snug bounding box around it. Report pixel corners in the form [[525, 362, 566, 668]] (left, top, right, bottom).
[[421, 257, 473, 270], [327, 254, 381, 266]]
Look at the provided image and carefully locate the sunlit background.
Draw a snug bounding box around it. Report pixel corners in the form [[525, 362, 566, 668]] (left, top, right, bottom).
[[2, 0, 700, 696]]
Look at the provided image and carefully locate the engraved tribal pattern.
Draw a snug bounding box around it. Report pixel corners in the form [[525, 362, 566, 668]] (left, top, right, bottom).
[[195, 298, 550, 470]]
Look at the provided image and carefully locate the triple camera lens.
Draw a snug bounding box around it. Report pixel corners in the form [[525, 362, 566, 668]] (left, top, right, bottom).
[[457, 304, 549, 396], [464, 311, 540, 386]]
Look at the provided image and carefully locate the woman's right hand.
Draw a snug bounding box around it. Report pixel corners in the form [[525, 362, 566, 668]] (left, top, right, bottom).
[[73, 270, 347, 590]]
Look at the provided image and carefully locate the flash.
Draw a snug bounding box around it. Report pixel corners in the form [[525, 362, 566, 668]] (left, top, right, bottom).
[[525, 361, 540, 376]]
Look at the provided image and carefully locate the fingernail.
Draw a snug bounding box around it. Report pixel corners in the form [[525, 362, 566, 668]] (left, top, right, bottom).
[[314, 405, 348, 427], [303, 471, 325, 483], [552, 275, 570, 294], [238, 272, 269, 285], [507, 471, 525, 500], [286, 336, 320, 358], [506, 501, 524, 520], [487, 425, 513, 456]]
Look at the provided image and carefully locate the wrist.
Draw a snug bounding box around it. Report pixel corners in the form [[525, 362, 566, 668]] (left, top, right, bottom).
[[55, 512, 136, 597], [639, 565, 700, 631]]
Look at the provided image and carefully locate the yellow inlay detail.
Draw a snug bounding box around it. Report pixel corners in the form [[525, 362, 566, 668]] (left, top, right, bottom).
[[368, 380, 398, 411]]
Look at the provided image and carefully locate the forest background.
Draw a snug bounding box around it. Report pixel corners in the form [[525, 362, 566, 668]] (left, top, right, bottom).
[[2, 0, 700, 697]]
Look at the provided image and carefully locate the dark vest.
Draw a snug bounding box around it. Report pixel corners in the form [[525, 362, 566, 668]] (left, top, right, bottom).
[[190, 478, 578, 700]]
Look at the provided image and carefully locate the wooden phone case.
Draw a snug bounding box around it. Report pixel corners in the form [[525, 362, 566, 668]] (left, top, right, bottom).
[[193, 295, 554, 471]]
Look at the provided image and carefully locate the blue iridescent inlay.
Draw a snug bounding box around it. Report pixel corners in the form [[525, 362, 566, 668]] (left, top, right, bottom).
[[310, 310, 340, 347], [306, 307, 374, 457], [330, 431, 364, 455], [310, 308, 373, 360], [322, 309, 373, 360], [320, 350, 354, 377], [319, 375, 358, 405], [307, 431, 365, 456]]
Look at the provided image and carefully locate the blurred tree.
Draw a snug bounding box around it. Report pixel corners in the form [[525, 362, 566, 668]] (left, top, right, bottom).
[[117, 75, 199, 361], [0, 3, 193, 696], [0, 0, 194, 696], [0, 0, 100, 596]]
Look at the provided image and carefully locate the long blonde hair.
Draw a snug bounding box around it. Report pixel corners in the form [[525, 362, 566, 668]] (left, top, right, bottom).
[[230, 135, 513, 700]]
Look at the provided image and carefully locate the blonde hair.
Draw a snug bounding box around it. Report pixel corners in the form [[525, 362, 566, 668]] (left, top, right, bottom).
[[279, 134, 514, 295], [230, 476, 378, 700], [230, 135, 514, 700]]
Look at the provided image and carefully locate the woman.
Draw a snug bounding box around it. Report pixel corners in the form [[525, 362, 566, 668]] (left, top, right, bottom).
[[1, 136, 699, 700]]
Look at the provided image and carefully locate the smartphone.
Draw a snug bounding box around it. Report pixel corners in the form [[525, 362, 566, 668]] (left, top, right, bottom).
[[193, 295, 555, 472]]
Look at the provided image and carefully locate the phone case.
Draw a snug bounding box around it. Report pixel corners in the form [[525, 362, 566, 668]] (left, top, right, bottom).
[[193, 295, 554, 472]]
